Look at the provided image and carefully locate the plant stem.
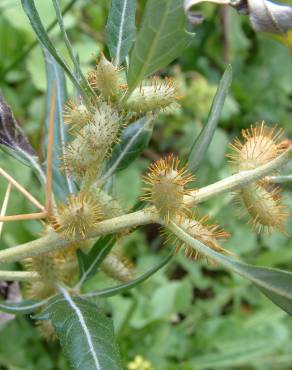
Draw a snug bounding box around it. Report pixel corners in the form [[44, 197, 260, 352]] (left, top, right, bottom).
[[0, 147, 290, 264], [0, 209, 158, 264], [185, 147, 292, 206], [0, 270, 39, 282]]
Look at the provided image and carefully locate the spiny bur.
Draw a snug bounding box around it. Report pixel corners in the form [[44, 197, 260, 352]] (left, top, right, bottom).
[[101, 252, 134, 282], [142, 154, 194, 223], [228, 122, 289, 233], [63, 100, 92, 131], [50, 192, 101, 239], [124, 77, 179, 114], [87, 54, 119, 100], [63, 102, 122, 181], [165, 213, 230, 263]]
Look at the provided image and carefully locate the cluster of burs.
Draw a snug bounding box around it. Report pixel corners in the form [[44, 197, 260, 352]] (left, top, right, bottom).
[[25, 55, 180, 327], [25, 54, 289, 338]]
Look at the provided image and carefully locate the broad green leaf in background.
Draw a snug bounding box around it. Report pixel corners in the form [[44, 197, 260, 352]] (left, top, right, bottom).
[[127, 0, 193, 94], [98, 116, 154, 184], [188, 65, 232, 173], [0, 93, 46, 185], [76, 235, 116, 284], [21, 0, 88, 101], [47, 290, 122, 370], [43, 49, 75, 200], [106, 0, 137, 66], [170, 222, 292, 315]]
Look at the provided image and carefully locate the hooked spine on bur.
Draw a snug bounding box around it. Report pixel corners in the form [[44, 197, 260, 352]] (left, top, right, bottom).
[[62, 101, 122, 181], [50, 192, 102, 239], [87, 54, 120, 100], [63, 100, 92, 131], [164, 213, 230, 263], [124, 77, 180, 114], [142, 154, 194, 223], [228, 122, 289, 233]]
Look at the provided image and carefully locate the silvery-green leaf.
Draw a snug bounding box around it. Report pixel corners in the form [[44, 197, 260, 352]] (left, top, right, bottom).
[[170, 222, 292, 315], [106, 0, 137, 66], [127, 0, 193, 94], [43, 50, 75, 200], [47, 290, 122, 370]]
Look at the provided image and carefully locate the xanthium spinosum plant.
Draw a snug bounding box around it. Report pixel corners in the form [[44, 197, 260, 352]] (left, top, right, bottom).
[[0, 0, 291, 369]]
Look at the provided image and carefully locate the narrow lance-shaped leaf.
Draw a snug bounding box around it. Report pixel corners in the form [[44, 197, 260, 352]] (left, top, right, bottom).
[[170, 221, 292, 315], [127, 0, 193, 95], [47, 289, 122, 370], [51, 0, 94, 96], [44, 49, 75, 200], [0, 296, 53, 315], [0, 93, 46, 185], [188, 65, 232, 173], [99, 116, 154, 184], [106, 0, 137, 66], [21, 0, 88, 101], [83, 254, 173, 298], [76, 235, 116, 284]]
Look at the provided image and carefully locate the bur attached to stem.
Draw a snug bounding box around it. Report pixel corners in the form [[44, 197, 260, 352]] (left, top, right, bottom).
[[228, 122, 289, 233], [142, 154, 194, 223]]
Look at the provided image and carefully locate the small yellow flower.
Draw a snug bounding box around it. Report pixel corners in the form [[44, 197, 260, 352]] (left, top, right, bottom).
[[127, 355, 155, 370]]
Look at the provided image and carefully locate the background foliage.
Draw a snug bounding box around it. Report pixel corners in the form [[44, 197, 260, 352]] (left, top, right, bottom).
[[0, 0, 291, 369]]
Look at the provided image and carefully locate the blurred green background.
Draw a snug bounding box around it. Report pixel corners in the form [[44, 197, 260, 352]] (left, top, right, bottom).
[[0, 1, 292, 369]]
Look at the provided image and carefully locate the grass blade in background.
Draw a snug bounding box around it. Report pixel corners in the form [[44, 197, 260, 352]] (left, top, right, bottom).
[[188, 65, 232, 173], [106, 0, 137, 66], [48, 291, 122, 370], [44, 50, 75, 200], [127, 0, 193, 95]]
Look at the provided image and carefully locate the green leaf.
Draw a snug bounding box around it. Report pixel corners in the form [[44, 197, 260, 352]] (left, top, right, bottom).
[[21, 0, 87, 101], [47, 290, 122, 370], [127, 0, 193, 93], [51, 0, 93, 96], [77, 235, 116, 284], [0, 93, 46, 185], [170, 222, 292, 315], [106, 0, 137, 66], [43, 50, 75, 200], [83, 254, 173, 298], [99, 116, 153, 183], [0, 298, 51, 315], [188, 65, 232, 173]]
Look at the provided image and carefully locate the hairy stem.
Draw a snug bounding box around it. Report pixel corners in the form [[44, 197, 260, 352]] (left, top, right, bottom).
[[0, 270, 39, 282], [0, 147, 290, 265], [185, 147, 292, 206]]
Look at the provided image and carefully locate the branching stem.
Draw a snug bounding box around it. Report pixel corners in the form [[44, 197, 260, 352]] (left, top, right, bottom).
[[0, 270, 39, 282], [0, 147, 290, 268]]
